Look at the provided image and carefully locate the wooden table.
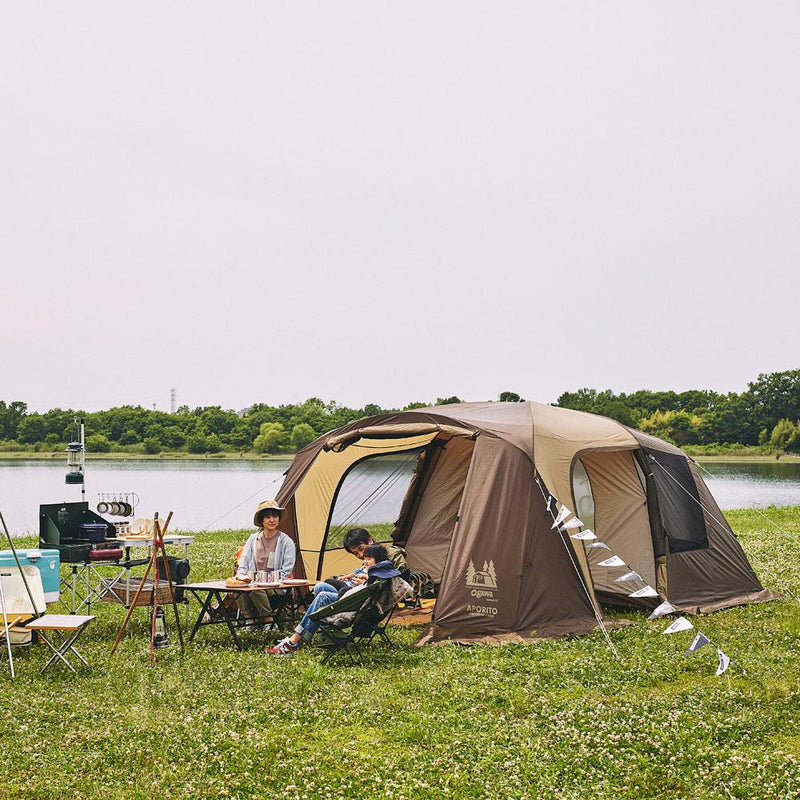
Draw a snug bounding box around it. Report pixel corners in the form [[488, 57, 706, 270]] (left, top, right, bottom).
[[182, 580, 315, 650]]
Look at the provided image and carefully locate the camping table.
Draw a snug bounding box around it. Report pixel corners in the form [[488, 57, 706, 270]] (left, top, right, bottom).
[[60, 535, 196, 614], [182, 580, 315, 650], [24, 614, 94, 673]]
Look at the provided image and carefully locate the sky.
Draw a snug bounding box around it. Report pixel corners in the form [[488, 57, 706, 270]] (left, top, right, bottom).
[[2, 3, 799, 414]]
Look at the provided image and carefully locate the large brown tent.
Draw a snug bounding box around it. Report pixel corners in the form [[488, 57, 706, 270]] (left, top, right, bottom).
[[274, 402, 776, 644]]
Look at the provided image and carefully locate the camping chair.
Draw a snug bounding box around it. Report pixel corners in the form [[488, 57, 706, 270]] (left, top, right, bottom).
[[309, 580, 398, 665]]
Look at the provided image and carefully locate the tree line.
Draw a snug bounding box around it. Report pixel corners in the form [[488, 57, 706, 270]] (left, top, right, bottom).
[[1, 370, 798, 455], [555, 369, 800, 453], [0, 396, 461, 456]]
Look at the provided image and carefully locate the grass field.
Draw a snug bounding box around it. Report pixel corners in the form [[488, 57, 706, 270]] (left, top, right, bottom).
[[1, 508, 798, 799]]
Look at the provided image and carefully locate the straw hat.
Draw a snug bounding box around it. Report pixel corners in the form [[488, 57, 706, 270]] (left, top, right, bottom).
[[254, 499, 284, 527]]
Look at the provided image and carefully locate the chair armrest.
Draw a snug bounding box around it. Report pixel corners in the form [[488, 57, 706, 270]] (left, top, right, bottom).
[[308, 584, 377, 622]]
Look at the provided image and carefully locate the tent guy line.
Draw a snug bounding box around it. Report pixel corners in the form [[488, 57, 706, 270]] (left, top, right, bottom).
[[199, 473, 285, 533], [535, 477, 619, 657]]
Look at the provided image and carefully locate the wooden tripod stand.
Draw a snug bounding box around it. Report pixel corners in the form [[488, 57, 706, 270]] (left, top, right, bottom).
[[110, 511, 185, 664]]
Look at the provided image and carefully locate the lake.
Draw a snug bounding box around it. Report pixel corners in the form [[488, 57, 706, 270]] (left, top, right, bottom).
[[1, 457, 798, 537]]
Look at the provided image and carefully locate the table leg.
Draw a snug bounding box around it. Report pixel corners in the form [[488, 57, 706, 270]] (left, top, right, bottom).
[[187, 589, 215, 642], [39, 628, 89, 673], [213, 590, 243, 650]]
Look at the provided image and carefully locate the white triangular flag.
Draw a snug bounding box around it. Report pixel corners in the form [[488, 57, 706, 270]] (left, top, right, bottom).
[[686, 632, 710, 654], [715, 649, 730, 676], [589, 542, 611, 550], [614, 571, 641, 583], [571, 530, 598, 541], [559, 517, 584, 531], [598, 555, 625, 567], [629, 585, 659, 598], [550, 506, 572, 529], [662, 616, 694, 634], [648, 601, 676, 619]]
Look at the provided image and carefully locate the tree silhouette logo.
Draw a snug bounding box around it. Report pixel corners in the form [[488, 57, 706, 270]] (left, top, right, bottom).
[[465, 559, 498, 589]]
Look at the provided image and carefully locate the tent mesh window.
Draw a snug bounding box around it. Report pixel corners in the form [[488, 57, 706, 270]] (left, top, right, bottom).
[[324, 448, 424, 550], [643, 449, 709, 553], [571, 459, 596, 534]]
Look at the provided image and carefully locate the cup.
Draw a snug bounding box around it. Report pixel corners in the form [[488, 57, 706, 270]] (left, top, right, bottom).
[[255, 570, 268, 585]]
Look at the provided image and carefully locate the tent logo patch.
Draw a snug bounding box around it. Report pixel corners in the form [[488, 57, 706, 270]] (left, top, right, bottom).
[[466, 559, 498, 589], [465, 559, 499, 616]]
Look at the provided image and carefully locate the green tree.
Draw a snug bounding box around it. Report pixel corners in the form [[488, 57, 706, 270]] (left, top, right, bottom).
[[769, 419, 798, 451], [205, 433, 223, 453], [162, 425, 186, 449], [16, 415, 46, 444], [253, 422, 287, 454], [86, 433, 111, 453], [499, 391, 524, 402], [0, 401, 27, 439], [290, 423, 316, 451], [186, 434, 208, 454], [639, 410, 703, 446], [436, 396, 462, 405], [119, 428, 141, 445], [744, 370, 800, 435], [143, 436, 162, 454]]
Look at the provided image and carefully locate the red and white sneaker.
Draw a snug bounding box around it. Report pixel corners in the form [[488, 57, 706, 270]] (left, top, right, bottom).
[[265, 638, 300, 656]]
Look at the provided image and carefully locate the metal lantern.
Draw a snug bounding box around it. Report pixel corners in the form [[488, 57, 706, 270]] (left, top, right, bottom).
[[65, 417, 86, 503], [65, 441, 84, 484], [152, 606, 169, 648]]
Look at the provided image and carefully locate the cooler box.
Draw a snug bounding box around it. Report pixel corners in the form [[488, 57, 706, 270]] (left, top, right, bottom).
[[0, 549, 60, 603], [79, 523, 107, 543]]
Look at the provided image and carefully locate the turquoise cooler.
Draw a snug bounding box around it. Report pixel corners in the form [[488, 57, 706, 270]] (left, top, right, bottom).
[[0, 548, 61, 603]]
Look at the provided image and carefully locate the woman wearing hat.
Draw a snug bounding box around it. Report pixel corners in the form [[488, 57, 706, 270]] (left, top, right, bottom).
[[235, 500, 296, 621]]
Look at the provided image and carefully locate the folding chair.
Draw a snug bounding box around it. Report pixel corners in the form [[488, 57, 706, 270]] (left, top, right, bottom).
[[309, 580, 398, 665]]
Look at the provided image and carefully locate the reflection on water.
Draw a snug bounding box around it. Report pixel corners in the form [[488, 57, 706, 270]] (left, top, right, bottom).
[[0, 457, 798, 537]]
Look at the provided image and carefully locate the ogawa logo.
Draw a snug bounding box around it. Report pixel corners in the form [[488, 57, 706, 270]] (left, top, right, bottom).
[[465, 559, 499, 616], [466, 559, 498, 589]]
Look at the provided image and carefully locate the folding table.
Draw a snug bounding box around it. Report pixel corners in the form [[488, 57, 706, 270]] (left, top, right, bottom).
[[183, 579, 314, 650], [25, 614, 94, 673]]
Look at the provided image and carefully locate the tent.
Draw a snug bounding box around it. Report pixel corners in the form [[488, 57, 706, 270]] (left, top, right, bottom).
[[274, 402, 777, 644]]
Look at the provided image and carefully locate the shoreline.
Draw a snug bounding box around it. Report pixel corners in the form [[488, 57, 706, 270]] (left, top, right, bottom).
[[1, 451, 799, 465]]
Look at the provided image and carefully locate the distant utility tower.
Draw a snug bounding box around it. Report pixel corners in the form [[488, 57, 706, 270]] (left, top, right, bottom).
[[170, 388, 176, 414]]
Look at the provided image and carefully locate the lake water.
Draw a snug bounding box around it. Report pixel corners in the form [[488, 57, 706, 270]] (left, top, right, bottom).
[[1, 457, 798, 537]]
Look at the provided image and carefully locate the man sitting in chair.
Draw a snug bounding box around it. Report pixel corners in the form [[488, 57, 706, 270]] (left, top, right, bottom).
[[266, 544, 410, 656], [311, 528, 409, 599]]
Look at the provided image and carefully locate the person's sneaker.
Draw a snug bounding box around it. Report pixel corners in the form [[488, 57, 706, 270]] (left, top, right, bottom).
[[265, 638, 300, 656]]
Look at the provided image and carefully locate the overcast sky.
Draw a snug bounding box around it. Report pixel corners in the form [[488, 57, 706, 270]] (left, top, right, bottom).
[[2, 3, 798, 414]]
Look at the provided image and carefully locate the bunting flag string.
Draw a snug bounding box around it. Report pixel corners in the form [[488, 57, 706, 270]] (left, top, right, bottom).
[[537, 483, 732, 676], [550, 505, 572, 529], [628, 585, 659, 598], [686, 632, 710, 654], [663, 616, 694, 634], [598, 555, 626, 567], [648, 601, 676, 619], [659, 615, 733, 677], [715, 648, 731, 676]]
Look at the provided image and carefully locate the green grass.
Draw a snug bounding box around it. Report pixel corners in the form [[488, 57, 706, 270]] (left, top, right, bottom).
[[1, 511, 798, 799]]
